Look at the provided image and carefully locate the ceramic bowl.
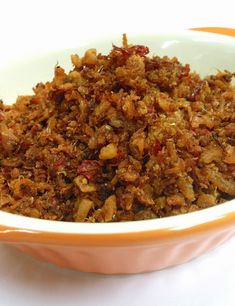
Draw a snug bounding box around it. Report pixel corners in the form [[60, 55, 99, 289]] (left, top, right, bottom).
[[0, 28, 235, 274]]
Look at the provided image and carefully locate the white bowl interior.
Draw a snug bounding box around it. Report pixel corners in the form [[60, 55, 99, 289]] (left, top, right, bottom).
[[1, 30, 235, 104], [0, 30, 235, 234]]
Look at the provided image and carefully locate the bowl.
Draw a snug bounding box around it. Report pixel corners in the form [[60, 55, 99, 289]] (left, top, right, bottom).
[[0, 28, 235, 274]]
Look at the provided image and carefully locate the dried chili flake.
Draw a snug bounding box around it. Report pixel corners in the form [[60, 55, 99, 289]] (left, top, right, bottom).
[[227, 164, 235, 172], [77, 160, 101, 181], [53, 156, 65, 170], [112, 44, 149, 59], [151, 140, 162, 156]]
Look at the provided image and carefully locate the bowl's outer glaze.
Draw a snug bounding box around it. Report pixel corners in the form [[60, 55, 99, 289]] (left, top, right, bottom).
[[15, 229, 235, 274], [0, 27, 235, 274]]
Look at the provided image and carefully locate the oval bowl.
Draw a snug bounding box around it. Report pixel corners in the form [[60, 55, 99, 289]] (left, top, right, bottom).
[[0, 28, 235, 274]]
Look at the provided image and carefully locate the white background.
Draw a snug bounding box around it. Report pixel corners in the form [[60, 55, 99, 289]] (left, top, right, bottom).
[[0, 0, 235, 305]]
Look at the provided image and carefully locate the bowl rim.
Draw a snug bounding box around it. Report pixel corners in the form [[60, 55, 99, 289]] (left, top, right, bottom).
[[0, 27, 235, 246], [0, 200, 235, 246]]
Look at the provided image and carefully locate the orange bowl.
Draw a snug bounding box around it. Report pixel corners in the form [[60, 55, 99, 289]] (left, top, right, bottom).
[[0, 28, 235, 274]]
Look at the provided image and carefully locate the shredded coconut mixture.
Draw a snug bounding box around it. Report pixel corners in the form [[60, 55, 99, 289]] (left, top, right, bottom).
[[0, 35, 234, 222]]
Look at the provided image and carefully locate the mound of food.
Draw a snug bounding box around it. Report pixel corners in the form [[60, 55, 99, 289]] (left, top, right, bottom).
[[0, 35, 234, 222]]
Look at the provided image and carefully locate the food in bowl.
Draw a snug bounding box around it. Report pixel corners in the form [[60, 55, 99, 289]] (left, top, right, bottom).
[[0, 29, 235, 275], [0, 34, 234, 223]]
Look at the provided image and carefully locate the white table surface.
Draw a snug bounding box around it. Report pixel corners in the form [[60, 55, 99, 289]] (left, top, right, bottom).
[[1, 238, 235, 306], [0, 1, 235, 305]]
